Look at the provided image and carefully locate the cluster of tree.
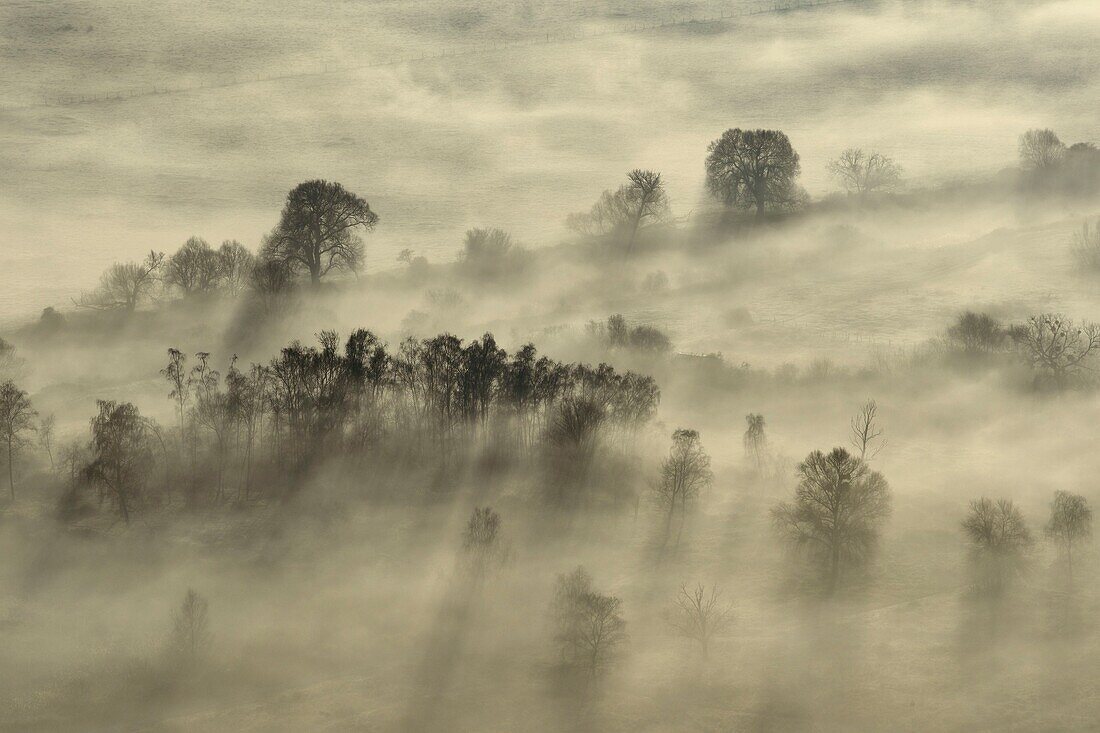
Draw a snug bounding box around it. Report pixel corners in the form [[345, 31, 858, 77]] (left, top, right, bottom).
[[762, 433, 1091, 598], [1071, 218, 1100, 271], [943, 310, 1100, 387], [1019, 128, 1100, 197], [568, 131, 911, 243], [547, 569, 733, 681], [652, 428, 712, 550], [456, 227, 531, 281], [705, 128, 805, 219], [772, 447, 892, 594], [0, 380, 36, 500], [551, 567, 627, 679], [75, 238, 260, 311], [59, 331, 660, 522], [963, 490, 1092, 594], [164, 237, 255, 298], [74, 180, 379, 314], [567, 169, 670, 252], [827, 148, 902, 195], [562, 125, 1099, 253], [586, 314, 673, 355], [462, 505, 509, 572]]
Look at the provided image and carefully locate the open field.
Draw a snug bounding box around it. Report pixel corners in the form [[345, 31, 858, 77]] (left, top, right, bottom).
[[3, 1, 1100, 731]]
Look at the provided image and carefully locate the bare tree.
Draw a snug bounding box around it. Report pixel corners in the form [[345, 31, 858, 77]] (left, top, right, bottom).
[[772, 448, 891, 594], [75, 251, 164, 311], [85, 400, 153, 523], [161, 349, 189, 449], [743, 413, 767, 470], [164, 236, 224, 296], [575, 591, 626, 679], [218, 239, 256, 296], [1071, 219, 1100, 271], [0, 381, 36, 501], [552, 566, 593, 663], [1019, 128, 1066, 171], [1013, 314, 1100, 387], [551, 567, 626, 680], [0, 338, 23, 380], [463, 506, 506, 570], [962, 497, 1033, 594], [666, 583, 733, 659], [38, 414, 55, 471], [172, 588, 211, 662], [261, 179, 379, 287], [1046, 490, 1092, 584], [827, 148, 902, 195], [56, 439, 90, 520], [457, 228, 529, 279], [58, 440, 88, 495], [705, 128, 802, 220], [545, 396, 607, 505], [623, 169, 669, 253], [653, 428, 712, 548], [567, 169, 670, 253], [947, 311, 1006, 353], [849, 399, 886, 461]]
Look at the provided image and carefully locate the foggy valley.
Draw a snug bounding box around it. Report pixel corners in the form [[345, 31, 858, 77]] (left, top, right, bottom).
[[2, 0, 1100, 730]]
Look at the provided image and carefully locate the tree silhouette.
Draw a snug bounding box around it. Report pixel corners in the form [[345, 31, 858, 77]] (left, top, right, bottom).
[[772, 447, 891, 593], [705, 128, 802, 220], [962, 497, 1033, 595], [849, 399, 886, 461], [75, 251, 164, 311], [164, 236, 223, 296], [827, 148, 901, 194], [1046, 490, 1092, 584], [567, 169, 670, 252], [1019, 129, 1066, 171], [653, 428, 712, 548], [261, 180, 378, 287], [0, 381, 36, 500], [666, 583, 733, 659], [1014, 314, 1100, 387], [85, 400, 153, 523], [947, 311, 1006, 353], [172, 588, 211, 662], [218, 240, 255, 296], [551, 567, 626, 680], [743, 413, 767, 470]]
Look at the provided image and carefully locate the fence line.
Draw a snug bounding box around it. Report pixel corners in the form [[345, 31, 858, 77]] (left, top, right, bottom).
[[11, 0, 868, 112]]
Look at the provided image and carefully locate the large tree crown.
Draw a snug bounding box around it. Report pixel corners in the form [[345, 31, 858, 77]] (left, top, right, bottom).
[[704, 128, 801, 210]]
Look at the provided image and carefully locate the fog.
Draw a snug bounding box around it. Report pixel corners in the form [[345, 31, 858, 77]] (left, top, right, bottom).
[[2, 0, 1100, 730]]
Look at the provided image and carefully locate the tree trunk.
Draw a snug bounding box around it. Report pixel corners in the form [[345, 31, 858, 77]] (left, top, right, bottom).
[[626, 207, 644, 255], [674, 493, 687, 550], [663, 500, 675, 546], [828, 545, 840, 595], [117, 488, 130, 524], [1067, 544, 1074, 587], [7, 438, 14, 501]]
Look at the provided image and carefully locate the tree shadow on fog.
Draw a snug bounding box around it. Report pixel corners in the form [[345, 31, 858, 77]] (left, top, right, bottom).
[[397, 561, 483, 733], [954, 585, 1036, 672], [747, 598, 870, 732]]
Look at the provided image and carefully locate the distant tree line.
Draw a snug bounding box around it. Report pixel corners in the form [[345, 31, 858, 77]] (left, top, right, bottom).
[[1018, 128, 1100, 197], [74, 180, 379, 313], [943, 310, 1100, 389]]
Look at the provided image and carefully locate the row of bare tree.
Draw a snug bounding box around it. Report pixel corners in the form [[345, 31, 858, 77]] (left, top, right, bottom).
[[55, 331, 659, 522]]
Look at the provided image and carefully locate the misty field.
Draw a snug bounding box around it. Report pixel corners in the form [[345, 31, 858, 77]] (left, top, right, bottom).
[[3, 1, 1100, 731]]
